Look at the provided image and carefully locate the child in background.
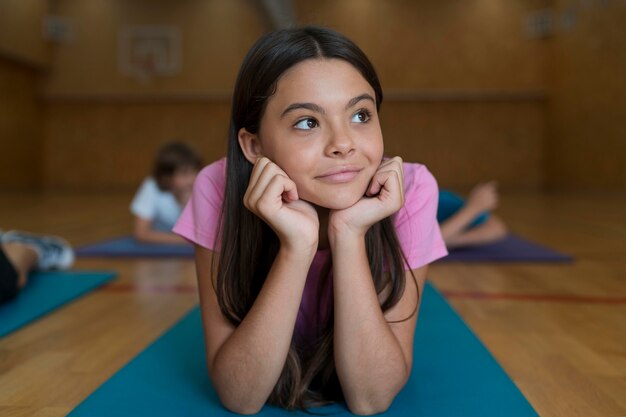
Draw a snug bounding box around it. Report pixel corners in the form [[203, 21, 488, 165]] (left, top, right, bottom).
[[0, 230, 74, 305], [174, 26, 447, 413], [131, 141, 202, 244], [438, 181, 507, 249]]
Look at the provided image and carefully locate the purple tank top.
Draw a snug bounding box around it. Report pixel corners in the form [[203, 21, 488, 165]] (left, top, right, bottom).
[[293, 249, 333, 350]]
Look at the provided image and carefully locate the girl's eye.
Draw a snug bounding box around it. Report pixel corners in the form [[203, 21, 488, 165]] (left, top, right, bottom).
[[352, 110, 371, 123], [294, 118, 318, 130]]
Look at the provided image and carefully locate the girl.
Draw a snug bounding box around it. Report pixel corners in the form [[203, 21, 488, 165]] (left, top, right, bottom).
[[131, 141, 202, 244], [174, 26, 447, 414]]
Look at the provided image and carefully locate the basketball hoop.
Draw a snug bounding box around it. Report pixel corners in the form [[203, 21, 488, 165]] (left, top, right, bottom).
[[118, 26, 181, 82]]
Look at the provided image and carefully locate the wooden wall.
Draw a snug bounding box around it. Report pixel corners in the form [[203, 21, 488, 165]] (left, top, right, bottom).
[[41, 0, 262, 190], [0, 0, 50, 66], [2, 0, 623, 192], [298, 0, 549, 190], [43, 0, 263, 95], [43, 101, 230, 190], [547, 0, 626, 190], [0, 59, 44, 190], [40, 0, 549, 191], [381, 101, 545, 188], [0, 0, 49, 190]]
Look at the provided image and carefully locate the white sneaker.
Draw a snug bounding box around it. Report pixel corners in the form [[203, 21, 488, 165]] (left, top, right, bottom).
[[1, 230, 75, 270]]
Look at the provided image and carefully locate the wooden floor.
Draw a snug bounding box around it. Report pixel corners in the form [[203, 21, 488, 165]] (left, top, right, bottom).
[[1, 190, 625, 417]]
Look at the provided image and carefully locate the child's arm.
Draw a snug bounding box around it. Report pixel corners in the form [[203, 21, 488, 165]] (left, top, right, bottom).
[[133, 216, 187, 244], [333, 242, 426, 415], [328, 157, 418, 414], [195, 158, 319, 414], [195, 244, 314, 414]]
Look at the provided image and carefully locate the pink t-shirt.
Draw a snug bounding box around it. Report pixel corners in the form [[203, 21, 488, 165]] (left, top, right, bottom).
[[174, 158, 448, 348]]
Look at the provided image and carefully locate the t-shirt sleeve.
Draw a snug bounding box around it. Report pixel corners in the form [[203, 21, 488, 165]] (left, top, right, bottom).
[[130, 178, 158, 220], [173, 159, 226, 251], [394, 163, 448, 270]]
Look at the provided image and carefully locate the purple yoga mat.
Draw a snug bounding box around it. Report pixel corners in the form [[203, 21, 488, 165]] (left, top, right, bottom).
[[77, 234, 571, 263], [76, 236, 194, 258], [439, 234, 572, 263]]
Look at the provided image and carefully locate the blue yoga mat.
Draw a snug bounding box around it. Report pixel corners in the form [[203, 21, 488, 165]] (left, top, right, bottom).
[[69, 283, 538, 416], [440, 234, 572, 263], [76, 236, 194, 258], [0, 270, 116, 338]]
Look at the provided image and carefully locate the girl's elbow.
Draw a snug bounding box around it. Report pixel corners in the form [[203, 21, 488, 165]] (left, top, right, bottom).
[[216, 388, 265, 415], [212, 375, 267, 415], [346, 375, 407, 415], [221, 398, 264, 415], [347, 397, 393, 416], [346, 389, 401, 415]]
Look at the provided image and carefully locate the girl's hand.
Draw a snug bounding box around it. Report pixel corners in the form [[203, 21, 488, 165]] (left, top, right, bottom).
[[329, 156, 405, 240], [244, 157, 319, 252]]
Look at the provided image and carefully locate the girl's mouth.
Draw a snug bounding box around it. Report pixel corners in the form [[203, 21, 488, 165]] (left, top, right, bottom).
[[316, 167, 362, 183]]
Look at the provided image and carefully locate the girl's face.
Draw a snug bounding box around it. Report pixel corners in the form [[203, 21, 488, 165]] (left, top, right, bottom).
[[169, 166, 197, 194], [254, 58, 384, 210]]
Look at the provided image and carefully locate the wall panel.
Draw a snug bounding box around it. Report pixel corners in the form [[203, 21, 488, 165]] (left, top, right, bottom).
[[0, 59, 43, 190]]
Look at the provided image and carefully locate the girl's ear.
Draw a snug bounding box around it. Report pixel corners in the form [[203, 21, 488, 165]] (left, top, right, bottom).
[[238, 128, 262, 164]]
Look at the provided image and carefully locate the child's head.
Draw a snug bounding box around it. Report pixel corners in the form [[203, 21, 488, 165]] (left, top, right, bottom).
[[153, 141, 203, 193], [229, 26, 384, 209]]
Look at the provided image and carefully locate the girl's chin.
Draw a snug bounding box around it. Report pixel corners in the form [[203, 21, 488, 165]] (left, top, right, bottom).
[[304, 193, 364, 211]]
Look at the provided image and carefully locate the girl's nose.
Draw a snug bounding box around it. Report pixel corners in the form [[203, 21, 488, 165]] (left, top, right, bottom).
[[325, 126, 355, 157]]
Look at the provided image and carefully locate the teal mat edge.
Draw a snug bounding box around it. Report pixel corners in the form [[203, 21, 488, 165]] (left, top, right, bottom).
[[0, 270, 117, 338]]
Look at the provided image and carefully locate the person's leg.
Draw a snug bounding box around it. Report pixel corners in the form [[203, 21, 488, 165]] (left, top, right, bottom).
[[443, 215, 507, 249], [0, 231, 74, 303], [439, 183, 505, 248], [1, 230, 74, 271], [1, 242, 38, 288], [439, 190, 492, 246], [1, 243, 33, 303]]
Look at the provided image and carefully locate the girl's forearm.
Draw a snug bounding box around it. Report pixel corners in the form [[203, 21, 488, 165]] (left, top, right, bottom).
[[331, 235, 410, 415], [211, 247, 314, 414]]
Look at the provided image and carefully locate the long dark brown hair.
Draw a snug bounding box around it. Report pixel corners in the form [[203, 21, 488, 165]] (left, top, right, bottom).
[[213, 26, 416, 410]]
